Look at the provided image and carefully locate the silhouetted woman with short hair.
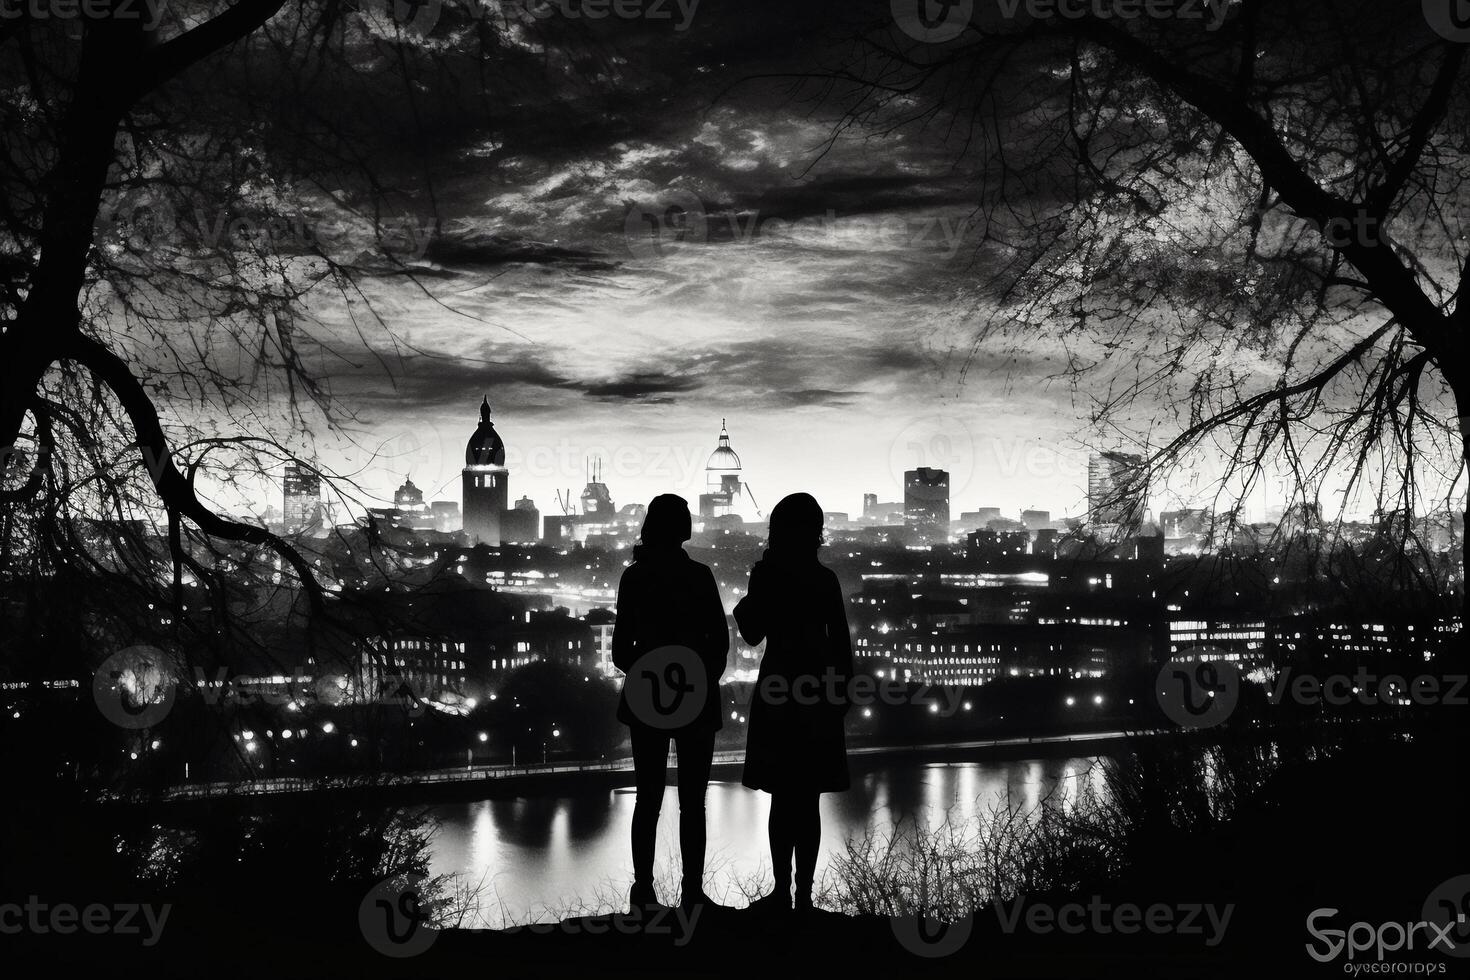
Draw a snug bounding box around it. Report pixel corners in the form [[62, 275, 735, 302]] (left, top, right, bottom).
[[612, 494, 729, 913], [735, 492, 852, 914]]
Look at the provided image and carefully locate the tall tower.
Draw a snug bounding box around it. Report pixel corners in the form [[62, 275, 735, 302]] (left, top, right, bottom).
[[699, 420, 744, 519], [1088, 451, 1147, 528], [282, 461, 322, 532], [462, 397, 509, 545], [904, 467, 949, 540]]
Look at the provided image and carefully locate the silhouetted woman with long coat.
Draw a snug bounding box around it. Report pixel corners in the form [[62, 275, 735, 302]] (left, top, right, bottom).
[[612, 494, 729, 912], [735, 492, 852, 914]]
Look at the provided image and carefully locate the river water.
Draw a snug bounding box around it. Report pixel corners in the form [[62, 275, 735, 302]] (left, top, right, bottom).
[[428, 755, 1107, 926]]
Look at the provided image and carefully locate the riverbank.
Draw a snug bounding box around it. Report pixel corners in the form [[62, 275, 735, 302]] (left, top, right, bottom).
[[17, 725, 1465, 978], [149, 728, 1163, 806]]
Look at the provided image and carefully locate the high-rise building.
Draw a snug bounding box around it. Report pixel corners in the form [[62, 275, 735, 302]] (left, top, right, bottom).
[[1088, 451, 1147, 528], [579, 458, 614, 520], [282, 461, 322, 532], [904, 467, 949, 538], [1020, 509, 1051, 529], [862, 494, 904, 522], [502, 495, 540, 544], [961, 507, 1002, 527], [462, 397, 509, 545]]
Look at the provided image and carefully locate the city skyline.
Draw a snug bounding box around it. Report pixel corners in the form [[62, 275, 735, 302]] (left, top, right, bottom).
[[254, 400, 1436, 532], [3, 1, 1467, 974]]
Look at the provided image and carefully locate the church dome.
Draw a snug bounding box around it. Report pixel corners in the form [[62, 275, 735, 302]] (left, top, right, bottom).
[[706, 420, 741, 471], [465, 397, 506, 468]]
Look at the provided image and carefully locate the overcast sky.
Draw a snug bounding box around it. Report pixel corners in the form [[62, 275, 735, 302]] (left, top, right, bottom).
[[255, 0, 1130, 525], [214, 0, 1361, 526]]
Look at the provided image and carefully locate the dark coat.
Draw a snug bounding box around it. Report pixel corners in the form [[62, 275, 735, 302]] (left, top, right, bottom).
[[612, 548, 729, 735], [735, 552, 852, 793]]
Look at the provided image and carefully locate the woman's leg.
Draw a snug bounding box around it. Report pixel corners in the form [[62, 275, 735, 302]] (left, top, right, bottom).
[[767, 792, 795, 899], [673, 733, 714, 898], [630, 727, 669, 894], [793, 792, 821, 907]]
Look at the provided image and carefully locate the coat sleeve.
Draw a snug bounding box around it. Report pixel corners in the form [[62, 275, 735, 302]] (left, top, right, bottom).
[[733, 563, 767, 646], [826, 570, 854, 716], [611, 570, 637, 673]]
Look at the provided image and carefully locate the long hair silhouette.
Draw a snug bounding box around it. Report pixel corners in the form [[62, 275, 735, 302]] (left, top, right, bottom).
[[735, 492, 852, 916], [612, 493, 728, 913], [634, 493, 692, 559], [765, 491, 823, 555]]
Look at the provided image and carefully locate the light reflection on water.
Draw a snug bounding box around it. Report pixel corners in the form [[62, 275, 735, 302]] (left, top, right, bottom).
[[429, 756, 1107, 927]]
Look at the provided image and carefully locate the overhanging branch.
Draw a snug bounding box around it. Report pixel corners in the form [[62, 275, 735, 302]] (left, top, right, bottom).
[[67, 334, 325, 612]]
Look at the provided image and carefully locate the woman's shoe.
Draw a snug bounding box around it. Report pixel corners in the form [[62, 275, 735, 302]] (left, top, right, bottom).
[[628, 881, 660, 915], [680, 886, 725, 914]]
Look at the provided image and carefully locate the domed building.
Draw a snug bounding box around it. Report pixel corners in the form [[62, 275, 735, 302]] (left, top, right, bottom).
[[393, 476, 426, 510], [462, 397, 509, 544], [699, 420, 747, 521]]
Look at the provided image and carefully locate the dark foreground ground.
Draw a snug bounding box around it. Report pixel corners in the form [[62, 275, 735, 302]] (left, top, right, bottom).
[[4, 730, 1468, 978]]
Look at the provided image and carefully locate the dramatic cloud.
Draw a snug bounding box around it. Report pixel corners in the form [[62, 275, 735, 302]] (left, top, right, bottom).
[[267, 4, 1103, 518]]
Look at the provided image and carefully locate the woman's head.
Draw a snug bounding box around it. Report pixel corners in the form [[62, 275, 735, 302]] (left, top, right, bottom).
[[767, 492, 824, 555], [639, 493, 692, 549]]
